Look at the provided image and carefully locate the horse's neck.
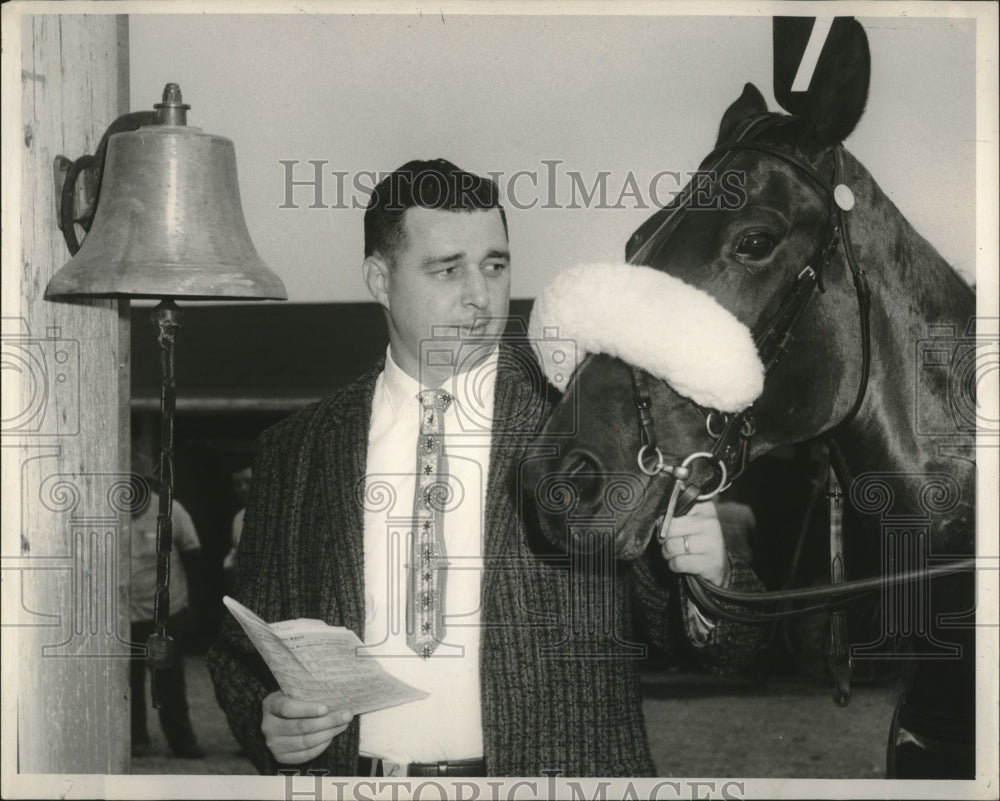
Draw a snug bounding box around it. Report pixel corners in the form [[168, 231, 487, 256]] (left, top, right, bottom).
[[827, 155, 976, 536]]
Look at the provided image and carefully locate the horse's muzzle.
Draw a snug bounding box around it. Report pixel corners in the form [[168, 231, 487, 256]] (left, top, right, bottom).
[[523, 449, 660, 559]]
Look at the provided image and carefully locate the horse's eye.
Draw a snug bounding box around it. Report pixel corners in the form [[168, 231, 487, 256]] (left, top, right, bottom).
[[734, 232, 775, 261]]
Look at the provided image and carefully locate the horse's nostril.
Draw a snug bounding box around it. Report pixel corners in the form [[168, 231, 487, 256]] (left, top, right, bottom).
[[529, 451, 608, 518], [567, 450, 600, 478], [564, 451, 605, 505]]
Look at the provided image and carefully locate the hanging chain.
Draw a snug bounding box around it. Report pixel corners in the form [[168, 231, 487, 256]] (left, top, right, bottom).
[[147, 300, 182, 708]]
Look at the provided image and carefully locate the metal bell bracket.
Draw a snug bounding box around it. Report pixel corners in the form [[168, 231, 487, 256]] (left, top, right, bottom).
[[53, 84, 188, 255]]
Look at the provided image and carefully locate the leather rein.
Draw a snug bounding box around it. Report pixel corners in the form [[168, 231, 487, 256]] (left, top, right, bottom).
[[626, 117, 975, 623]]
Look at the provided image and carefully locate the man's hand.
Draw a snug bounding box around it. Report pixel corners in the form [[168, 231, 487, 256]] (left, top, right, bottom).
[[659, 500, 730, 587], [261, 691, 352, 764]]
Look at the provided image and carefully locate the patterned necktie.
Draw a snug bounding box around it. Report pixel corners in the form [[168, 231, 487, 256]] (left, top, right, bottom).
[[407, 388, 453, 657]]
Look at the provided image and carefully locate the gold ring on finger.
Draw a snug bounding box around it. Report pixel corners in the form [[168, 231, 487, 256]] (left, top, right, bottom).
[[683, 535, 691, 554]]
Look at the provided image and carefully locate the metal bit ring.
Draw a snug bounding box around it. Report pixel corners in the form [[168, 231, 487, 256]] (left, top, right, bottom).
[[637, 444, 666, 476], [679, 452, 729, 501]]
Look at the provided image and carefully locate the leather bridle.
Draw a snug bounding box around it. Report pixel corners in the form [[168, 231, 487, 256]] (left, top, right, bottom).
[[624, 116, 975, 623]]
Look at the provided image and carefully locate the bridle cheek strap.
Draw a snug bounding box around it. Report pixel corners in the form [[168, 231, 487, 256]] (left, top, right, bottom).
[[696, 141, 872, 492], [632, 136, 873, 564]]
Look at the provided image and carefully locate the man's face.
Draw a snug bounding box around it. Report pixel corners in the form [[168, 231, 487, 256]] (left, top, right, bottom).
[[365, 206, 511, 386], [232, 467, 252, 507]]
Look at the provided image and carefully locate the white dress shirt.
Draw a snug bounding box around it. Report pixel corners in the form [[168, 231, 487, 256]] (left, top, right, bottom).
[[358, 346, 496, 763], [130, 494, 200, 622]]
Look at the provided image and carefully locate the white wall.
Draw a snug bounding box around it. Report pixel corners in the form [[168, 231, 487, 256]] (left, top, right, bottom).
[[129, 9, 981, 303]]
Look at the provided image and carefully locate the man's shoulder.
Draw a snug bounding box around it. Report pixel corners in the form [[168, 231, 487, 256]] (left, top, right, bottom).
[[494, 339, 558, 424], [170, 499, 201, 547], [260, 360, 384, 446]]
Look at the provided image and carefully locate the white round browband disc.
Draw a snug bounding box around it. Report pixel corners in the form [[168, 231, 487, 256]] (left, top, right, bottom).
[[834, 184, 855, 211]]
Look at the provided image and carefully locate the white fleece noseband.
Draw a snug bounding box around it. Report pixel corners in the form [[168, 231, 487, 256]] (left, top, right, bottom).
[[528, 263, 765, 413]]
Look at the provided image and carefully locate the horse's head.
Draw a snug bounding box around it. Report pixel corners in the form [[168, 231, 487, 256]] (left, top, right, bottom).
[[523, 18, 877, 558]]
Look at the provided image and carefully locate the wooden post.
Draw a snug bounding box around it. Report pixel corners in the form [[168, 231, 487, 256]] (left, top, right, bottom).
[[1, 12, 131, 774]]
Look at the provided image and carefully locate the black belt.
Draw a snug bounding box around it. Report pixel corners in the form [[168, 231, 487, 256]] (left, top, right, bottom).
[[357, 755, 485, 777]]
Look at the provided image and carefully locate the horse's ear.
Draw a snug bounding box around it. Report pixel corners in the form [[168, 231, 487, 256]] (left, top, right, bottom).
[[773, 17, 870, 146], [715, 83, 769, 146]]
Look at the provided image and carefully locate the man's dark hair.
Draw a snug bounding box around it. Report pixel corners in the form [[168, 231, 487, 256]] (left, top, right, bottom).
[[364, 158, 507, 262]]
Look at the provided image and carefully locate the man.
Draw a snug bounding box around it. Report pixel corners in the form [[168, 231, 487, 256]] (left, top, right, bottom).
[[222, 463, 252, 588], [208, 159, 762, 776], [130, 452, 205, 759]]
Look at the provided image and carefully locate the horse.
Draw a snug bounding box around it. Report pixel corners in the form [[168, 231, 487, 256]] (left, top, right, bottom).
[[521, 18, 978, 779]]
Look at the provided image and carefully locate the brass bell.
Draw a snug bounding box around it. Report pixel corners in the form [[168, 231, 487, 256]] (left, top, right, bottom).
[[45, 83, 287, 300]]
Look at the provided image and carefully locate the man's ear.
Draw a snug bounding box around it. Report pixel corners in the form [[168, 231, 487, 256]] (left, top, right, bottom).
[[363, 255, 391, 310]]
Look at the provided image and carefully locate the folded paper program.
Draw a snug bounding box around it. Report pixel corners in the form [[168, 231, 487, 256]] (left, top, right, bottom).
[[528, 263, 764, 413]]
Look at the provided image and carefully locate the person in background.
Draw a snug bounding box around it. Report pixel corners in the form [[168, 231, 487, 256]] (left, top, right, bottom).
[[222, 464, 253, 588], [129, 451, 206, 759]]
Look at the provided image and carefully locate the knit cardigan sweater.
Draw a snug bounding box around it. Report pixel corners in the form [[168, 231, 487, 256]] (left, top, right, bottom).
[[207, 344, 764, 777]]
